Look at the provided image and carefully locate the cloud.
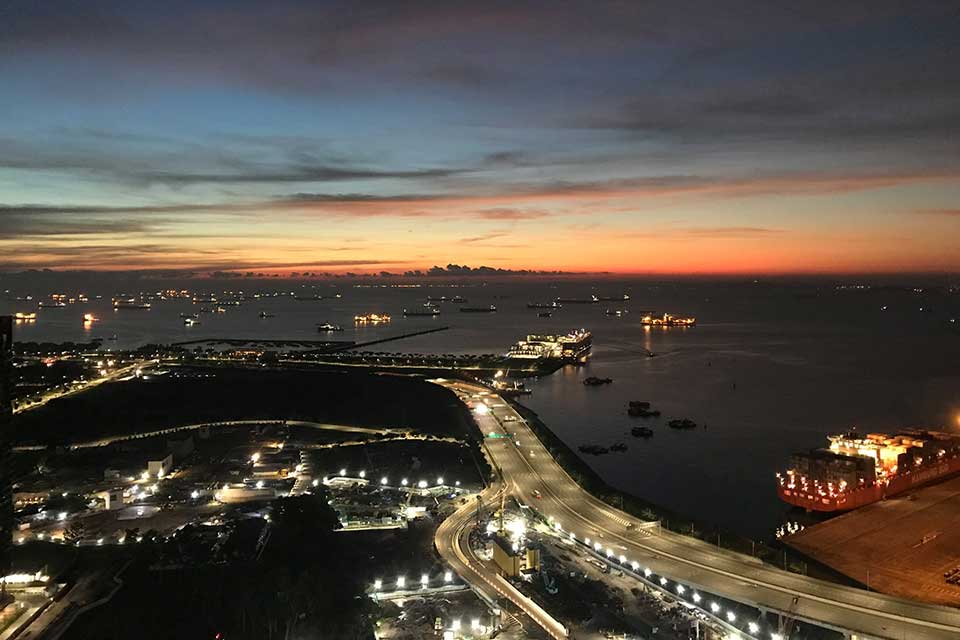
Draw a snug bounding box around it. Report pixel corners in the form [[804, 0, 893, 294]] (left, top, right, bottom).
[[475, 208, 549, 220], [916, 208, 960, 217], [460, 232, 507, 244]]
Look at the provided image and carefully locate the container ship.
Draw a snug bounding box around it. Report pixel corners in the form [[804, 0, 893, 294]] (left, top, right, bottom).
[[777, 430, 960, 512], [640, 312, 695, 327]]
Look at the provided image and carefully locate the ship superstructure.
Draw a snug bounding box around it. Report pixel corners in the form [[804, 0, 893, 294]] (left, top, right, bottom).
[[777, 430, 960, 512]]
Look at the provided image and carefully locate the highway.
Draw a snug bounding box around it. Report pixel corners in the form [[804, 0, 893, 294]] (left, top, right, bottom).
[[434, 379, 960, 640]]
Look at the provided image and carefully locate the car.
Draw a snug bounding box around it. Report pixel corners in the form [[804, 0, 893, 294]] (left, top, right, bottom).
[[533, 490, 542, 500]]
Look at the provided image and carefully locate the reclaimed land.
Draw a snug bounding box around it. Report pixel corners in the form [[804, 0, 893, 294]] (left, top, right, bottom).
[[12, 365, 481, 447]]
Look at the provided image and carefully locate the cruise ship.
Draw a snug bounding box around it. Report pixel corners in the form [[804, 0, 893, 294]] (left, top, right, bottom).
[[507, 329, 592, 363], [777, 430, 960, 512]]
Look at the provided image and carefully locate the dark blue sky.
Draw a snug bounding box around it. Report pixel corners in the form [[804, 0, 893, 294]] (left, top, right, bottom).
[[1, 1, 958, 274]]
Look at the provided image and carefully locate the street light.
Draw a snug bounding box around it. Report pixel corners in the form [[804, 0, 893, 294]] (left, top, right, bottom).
[[643, 568, 652, 577], [418, 480, 428, 489], [444, 571, 452, 583], [726, 611, 736, 623], [401, 478, 409, 486], [692, 592, 701, 603], [659, 577, 668, 586], [359, 470, 366, 478], [676, 584, 685, 595], [374, 579, 382, 591], [748, 622, 760, 634], [710, 602, 721, 613], [397, 576, 406, 589], [770, 634, 783, 640], [451, 619, 461, 631], [420, 574, 429, 588], [381, 477, 388, 485], [339, 468, 347, 476], [436, 477, 444, 485]]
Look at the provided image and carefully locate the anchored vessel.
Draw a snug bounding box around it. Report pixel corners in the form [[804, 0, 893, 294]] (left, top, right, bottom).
[[354, 313, 391, 324], [528, 301, 562, 309], [317, 323, 343, 332], [640, 312, 695, 327], [460, 305, 497, 313], [777, 430, 960, 512], [555, 295, 599, 304], [403, 304, 441, 317], [112, 298, 152, 310]]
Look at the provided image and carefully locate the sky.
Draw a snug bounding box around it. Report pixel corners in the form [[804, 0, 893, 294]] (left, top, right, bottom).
[[1, 0, 959, 276]]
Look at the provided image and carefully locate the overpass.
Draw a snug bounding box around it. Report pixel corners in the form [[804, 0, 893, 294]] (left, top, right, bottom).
[[433, 379, 960, 640]]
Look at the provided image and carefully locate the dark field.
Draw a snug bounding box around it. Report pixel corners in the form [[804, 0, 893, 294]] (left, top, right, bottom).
[[13, 366, 477, 446]]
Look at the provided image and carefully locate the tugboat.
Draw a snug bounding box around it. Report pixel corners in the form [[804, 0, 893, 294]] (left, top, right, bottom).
[[317, 323, 343, 332], [583, 376, 613, 386]]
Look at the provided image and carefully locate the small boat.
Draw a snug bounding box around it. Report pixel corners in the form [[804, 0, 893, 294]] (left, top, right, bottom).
[[610, 442, 628, 452], [597, 294, 631, 301], [631, 426, 654, 438], [426, 296, 448, 302], [605, 308, 628, 317], [668, 418, 697, 430], [183, 317, 200, 326], [537, 311, 552, 318], [258, 311, 275, 318], [583, 376, 613, 386], [317, 323, 343, 332], [460, 305, 497, 313], [180, 313, 199, 319], [82, 313, 97, 324], [451, 296, 467, 303]]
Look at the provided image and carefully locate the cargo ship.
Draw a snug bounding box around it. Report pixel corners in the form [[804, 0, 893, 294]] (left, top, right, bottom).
[[777, 430, 960, 512], [403, 304, 440, 317], [528, 301, 562, 310], [555, 295, 599, 304], [507, 329, 592, 363], [460, 305, 497, 313], [640, 312, 695, 327], [113, 298, 152, 310]]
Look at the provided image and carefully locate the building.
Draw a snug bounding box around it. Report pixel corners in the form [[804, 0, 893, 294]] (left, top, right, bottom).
[[147, 454, 173, 478], [0, 316, 13, 576]]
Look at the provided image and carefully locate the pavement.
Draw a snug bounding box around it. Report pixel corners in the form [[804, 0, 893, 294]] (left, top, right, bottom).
[[432, 379, 960, 640]]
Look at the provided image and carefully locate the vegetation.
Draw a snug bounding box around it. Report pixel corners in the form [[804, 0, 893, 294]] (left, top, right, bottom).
[[13, 366, 478, 446]]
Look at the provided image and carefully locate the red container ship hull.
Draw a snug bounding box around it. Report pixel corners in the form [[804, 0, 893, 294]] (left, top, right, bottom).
[[779, 454, 960, 512]]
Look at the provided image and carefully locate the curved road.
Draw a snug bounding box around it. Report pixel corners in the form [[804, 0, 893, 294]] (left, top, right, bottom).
[[434, 380, 960, 640]]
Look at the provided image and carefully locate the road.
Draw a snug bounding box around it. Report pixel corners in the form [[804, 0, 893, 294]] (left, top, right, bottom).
[[13, 359, 154, 416], [435, 484, 569, 640], [434, 380, 960, 640]]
